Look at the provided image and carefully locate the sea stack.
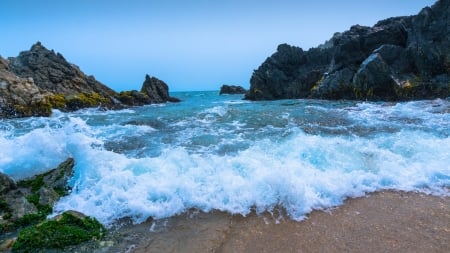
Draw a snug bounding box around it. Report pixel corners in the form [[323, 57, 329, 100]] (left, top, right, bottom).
[[141, 74, 181, 103]]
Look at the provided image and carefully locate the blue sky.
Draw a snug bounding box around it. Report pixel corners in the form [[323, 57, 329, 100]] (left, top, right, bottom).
[[1, 0, 436, 92]]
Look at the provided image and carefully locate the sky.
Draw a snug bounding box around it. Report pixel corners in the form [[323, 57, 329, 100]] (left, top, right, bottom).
[[0, 0, 436, 92]]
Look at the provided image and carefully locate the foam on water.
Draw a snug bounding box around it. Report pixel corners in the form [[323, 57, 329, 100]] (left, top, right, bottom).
[[0, 93, 449, 225], [51, 128, 449, 225]]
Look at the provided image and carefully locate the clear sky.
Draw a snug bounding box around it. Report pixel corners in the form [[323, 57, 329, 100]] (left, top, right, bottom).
[[0, 0, 436, 92]]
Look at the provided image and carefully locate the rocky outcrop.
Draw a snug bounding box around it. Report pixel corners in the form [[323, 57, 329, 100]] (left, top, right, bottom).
[[1, 43, 180, 118], [246, 0, 450, 101], [117, 74, 180, 106], [8, 42, 120, 111], [0, 158, 74, 230], [219, 85, 247, 95], [1, 158, 108, 252], [141, 75, 180, 103]]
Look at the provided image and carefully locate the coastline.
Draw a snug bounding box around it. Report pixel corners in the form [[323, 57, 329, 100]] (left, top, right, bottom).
[[89, 190, 450, 253]]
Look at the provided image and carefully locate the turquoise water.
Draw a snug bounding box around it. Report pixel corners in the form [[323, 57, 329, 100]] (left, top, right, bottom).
[[1, 91, 449, 225]]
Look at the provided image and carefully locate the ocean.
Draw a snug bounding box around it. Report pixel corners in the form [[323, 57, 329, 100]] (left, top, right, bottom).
[[1, 91, 449, 225]]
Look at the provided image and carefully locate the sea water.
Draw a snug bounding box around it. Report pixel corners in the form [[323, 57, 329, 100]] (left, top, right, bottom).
[[0, 91, 449, 225]]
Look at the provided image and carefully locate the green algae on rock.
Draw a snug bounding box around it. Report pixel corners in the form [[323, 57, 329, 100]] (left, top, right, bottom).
[[12, 211, 106, 253]]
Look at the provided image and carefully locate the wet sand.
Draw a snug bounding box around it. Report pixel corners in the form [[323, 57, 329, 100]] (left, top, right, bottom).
[[96, 191, 450, 253]]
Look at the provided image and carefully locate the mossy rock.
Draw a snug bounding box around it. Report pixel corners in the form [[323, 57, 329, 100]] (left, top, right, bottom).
[[12, 100, 52, 117], [1, 158, 74, 235], [12, 211, 106, 253], [51, 92, 113, 111], [116, 90, 151, 106], [46, 93, 67, 109]]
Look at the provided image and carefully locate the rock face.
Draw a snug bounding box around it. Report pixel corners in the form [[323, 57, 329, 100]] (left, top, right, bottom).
[[1, 42, 180, 118], [0, 56, 51, 118], [246, 0, 450, 101], [219, 85, 247, 95]]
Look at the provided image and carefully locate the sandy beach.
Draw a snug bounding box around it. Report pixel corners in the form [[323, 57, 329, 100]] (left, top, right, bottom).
[[93, 191, 450, 253]]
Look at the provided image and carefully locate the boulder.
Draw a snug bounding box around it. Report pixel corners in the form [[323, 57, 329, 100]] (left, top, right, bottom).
[[219, 85, 247, 94], [246, 0, 450, 101]]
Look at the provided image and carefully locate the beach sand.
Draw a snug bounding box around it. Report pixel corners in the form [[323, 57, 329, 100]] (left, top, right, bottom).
[[95, 191, 449, 253]]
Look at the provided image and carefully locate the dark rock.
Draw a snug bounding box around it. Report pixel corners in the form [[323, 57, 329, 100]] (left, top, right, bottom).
[[247, 0, 450, 101], [219, 85, 247, 94], [311, 68, 355, 99], [245, 44, 332, 100], [352, 53, 398, 100], [117, 75, 180, 106], [141, 74, 180, 103]]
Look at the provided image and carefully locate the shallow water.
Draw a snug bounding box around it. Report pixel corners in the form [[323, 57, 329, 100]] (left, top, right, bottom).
[[1, 91, 449, 225]]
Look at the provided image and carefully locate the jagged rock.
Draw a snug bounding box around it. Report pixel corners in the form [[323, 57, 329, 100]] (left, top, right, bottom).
[[117, 75, 180, 105], [140, 74, 180, 103], [219, 85, 247, 95], [247, 0, 450, 101], [246, 44, 331, 100], [352, 53, 398, 100], [7, 42, 119, 111]]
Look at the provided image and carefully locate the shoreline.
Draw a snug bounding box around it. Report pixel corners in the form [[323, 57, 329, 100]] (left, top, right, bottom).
[[84, 190, 450, 253]]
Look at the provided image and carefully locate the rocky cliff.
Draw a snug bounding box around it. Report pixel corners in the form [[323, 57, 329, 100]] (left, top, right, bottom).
[[246, 0, 450, 101], [0, 42, 179, 118]]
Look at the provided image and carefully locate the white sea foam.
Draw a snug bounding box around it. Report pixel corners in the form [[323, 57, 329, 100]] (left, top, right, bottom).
[[52, 127, 450, 225]]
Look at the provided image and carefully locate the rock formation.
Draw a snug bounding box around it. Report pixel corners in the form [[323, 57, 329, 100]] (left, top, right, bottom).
[[8, 42, 119, 111], [219, 85, 247, 95], [0, 158, 74, 225], [246, 0, 450, 101], [117, 75, 180, 105], [141, 75, 180, 103], [0, 158, 108, 252], [0, 158, 73, 235], [0, 42, 180, 118]]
